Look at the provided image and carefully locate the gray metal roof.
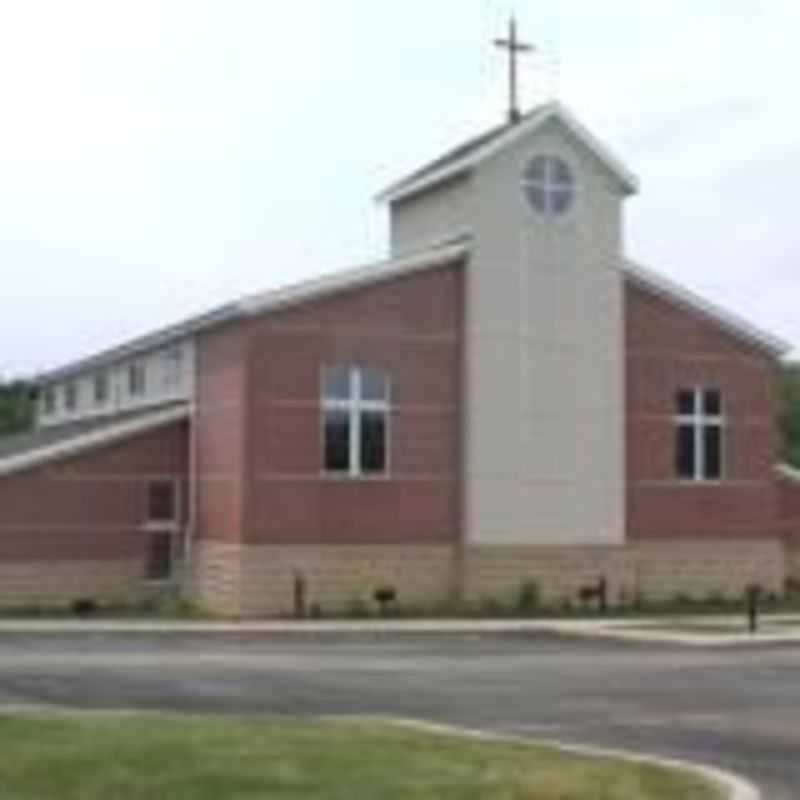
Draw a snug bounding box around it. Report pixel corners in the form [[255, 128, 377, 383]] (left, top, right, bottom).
[[0, 401, 188, 462], [384, 118, 514, 201], [377, 102, 640, 204], [38, 302, 241, 385]]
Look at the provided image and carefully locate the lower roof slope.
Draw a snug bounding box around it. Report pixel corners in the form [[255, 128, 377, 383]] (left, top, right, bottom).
[[0, 401, 189, 477]]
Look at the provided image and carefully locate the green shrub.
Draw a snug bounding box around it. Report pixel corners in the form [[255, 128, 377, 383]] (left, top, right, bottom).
[[630, 589, 648, 612], [373, 585, 397, 616], [672, 592, 693, 608], [515, 580, 541, 614], [704, 590, 726, 607], [309, 602, 324, 619], [785, 576, 800, 599]]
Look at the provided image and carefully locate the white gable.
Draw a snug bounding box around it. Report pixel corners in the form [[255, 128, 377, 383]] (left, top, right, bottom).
[[377, 102, 639, 205]]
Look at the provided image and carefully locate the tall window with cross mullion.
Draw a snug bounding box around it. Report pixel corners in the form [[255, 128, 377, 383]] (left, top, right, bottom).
[[674, 387, 725, 481], [322, 365, 390, 477]]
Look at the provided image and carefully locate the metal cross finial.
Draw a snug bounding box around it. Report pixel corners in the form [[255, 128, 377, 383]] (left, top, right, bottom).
[[494, 17, 534, 124]]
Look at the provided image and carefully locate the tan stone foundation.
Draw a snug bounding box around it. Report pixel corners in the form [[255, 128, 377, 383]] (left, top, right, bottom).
[[192, 541, 456, 617], [0, 559, 148, 609], [192, 538, 789, 618]]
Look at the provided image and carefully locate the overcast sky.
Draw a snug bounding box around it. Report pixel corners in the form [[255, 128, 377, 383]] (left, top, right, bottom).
[[1, 0, 797, 377]]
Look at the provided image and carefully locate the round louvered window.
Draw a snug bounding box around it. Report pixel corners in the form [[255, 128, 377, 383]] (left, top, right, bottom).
[[522, 155, 575, 216]]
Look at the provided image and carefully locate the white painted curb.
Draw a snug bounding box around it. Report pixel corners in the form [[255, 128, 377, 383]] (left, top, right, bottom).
[[330, 716, 761, 800]]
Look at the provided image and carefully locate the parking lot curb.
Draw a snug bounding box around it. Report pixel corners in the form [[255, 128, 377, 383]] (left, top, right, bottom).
[[331, 716, 761, 800], [0, 617, 796, 648]]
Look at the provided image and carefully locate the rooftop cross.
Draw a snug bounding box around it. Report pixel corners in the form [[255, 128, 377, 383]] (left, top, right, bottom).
[[494, 17, 534, 125]]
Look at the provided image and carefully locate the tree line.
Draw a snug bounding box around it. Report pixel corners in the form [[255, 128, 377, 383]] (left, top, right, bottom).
[[0, 368, 798, 466], [779, 362, 800, 468], [0, 381, 36, 438]]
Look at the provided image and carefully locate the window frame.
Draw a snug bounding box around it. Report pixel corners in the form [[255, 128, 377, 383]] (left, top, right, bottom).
[[522, 154, 576, 217], [64, 381, 78, 413], [145, 479, 181, 529], [673, 387, 725, 482], [162, 347, 184, 392], [321, 365, 391, 479], [143, 529, 176, 582], [42, 387, 56, 416], [128, 361, 147, 397], [93, 371, 109, 406], [142, 480, 180, 582]]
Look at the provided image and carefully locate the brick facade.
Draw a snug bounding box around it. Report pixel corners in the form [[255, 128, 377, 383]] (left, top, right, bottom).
[[0, 421, 188, 608], [187, 268, 793, 615], [195, 322, 249, 545], [0, 259, 792, 614], [626, 282, 779, 541], [243, 264, 464, 547], [623, 282, 785, 597], [190, 262, 465, 615]]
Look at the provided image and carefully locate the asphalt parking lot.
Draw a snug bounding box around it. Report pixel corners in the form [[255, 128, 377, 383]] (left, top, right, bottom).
[[0, 632, 797, 799]]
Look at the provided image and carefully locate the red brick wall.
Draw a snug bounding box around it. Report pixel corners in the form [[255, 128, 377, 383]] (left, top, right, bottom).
[[625, 281, 780, 541], [195, 322, 249, 543], [240, 263, 464, 546], [0, 421, 188, 561]]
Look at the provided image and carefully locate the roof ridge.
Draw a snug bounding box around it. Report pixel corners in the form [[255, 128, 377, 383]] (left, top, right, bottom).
[[376, 105, 547, 202], [377, 101, 638, 203]]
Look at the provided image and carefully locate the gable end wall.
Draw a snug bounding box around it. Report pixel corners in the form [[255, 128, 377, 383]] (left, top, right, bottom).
[[625, 280, 785, 598]]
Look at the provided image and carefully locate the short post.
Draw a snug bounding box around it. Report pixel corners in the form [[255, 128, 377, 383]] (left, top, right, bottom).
[[293, 572, 307, 620], [598, 576, 608, 615], [746, 583, 761, 634], [373, 585, 397, 617]]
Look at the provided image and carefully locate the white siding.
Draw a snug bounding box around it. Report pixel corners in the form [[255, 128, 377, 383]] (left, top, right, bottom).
[[465, 120, 627, 546], [389, 117, 630, 547], [38, 339, 195, 428], [389, 174, 474, 255]]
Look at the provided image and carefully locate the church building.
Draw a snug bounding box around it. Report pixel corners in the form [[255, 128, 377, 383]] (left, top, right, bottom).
[[1, 87, 799, 615]]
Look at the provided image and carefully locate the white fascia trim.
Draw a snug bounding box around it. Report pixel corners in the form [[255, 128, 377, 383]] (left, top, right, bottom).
[[239, 238, 471, 317], [777, 463, 800, 483], [625, 259, 792, 357], [0, 405, 190, 478], [377, 101, 640, 204]]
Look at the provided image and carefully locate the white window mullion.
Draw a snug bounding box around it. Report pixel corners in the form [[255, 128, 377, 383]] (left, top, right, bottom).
[[322, 363, 389, 478], [693, 388, 704, 481], [350, 368, 361, 477]]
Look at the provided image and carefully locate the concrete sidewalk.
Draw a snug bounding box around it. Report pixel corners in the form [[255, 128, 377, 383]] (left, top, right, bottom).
[[0, 615, 797, 646]]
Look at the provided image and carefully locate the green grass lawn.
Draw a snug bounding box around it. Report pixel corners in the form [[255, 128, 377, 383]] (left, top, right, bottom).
[[0, 713, 719, 799]]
